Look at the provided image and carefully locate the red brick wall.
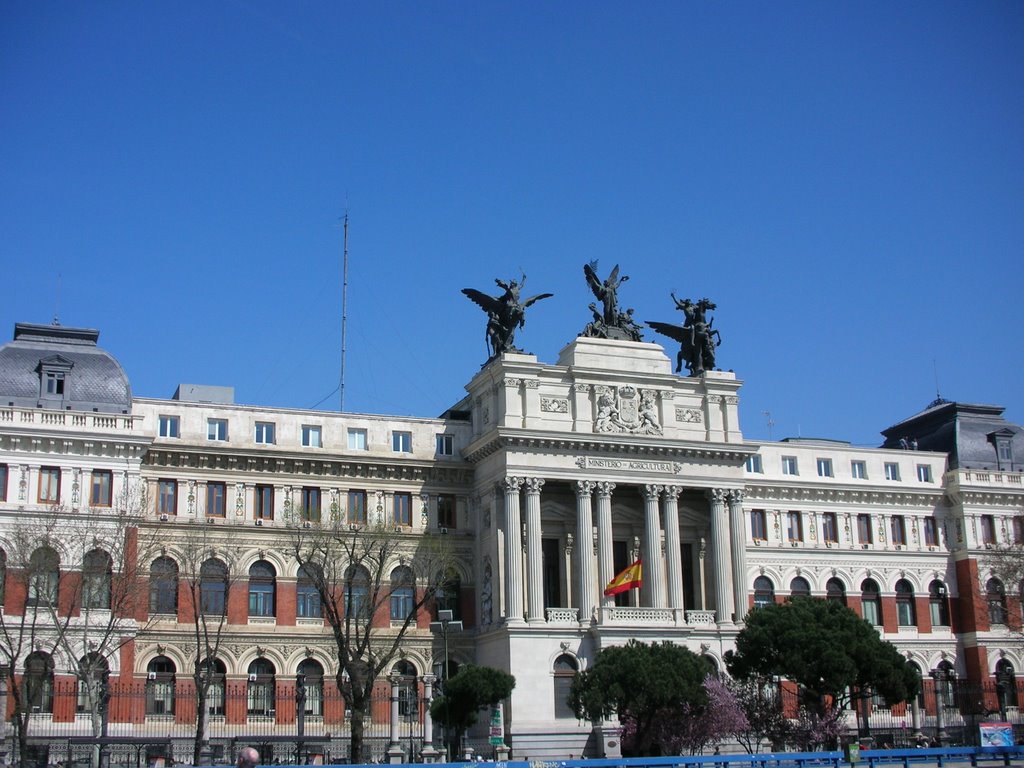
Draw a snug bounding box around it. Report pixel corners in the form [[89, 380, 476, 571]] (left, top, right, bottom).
[[277, 580, 297, 627], [227, 583, 247, 625], [955, 557, 988, 633]]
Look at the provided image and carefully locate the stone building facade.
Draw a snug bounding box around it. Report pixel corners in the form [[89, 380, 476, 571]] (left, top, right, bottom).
[[0, 321, 1021, 760]]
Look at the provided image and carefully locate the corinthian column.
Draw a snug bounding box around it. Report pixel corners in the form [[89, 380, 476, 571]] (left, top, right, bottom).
[[524, 477, 545, 623], [595, 482, 616, 609], [706, 488, 735, 625], [728, 489, 749, 623], [641, 485, 665, 607], [574, 480, 596, 622], [662, 485, 684, 612], [501, 477, 524, 624]]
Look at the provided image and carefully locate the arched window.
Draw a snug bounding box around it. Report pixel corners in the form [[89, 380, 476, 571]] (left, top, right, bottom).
[[392, 660, 418, 718], [389, 566, 415, 622], [24, 651, 54, 713], [996, 659, 1018, 709], [789, 576, 811, 599], [987, 578, 1008, 625], [298, 659, 324, 717], [83, 549, 112, 610], [149, 557, 178, 614], [753, 576, 775, 608], [928, 580, 950, 627], [895, 579, 916, 626], [861, 579, 882, 626], [200, 559, 228, 616], [198, 658, 226, 716], [434, 568, 461, 620], [28, 547, 59, 607], [247, 659, 276, 717], [76, 652, 109, 713], [553, 654, 578, 719], [297, 564, 322, 619], [826, 577, 847, 606], [248, 561, 276, 617], [344, 565, 370, 620], [146, 656, 176, 716]]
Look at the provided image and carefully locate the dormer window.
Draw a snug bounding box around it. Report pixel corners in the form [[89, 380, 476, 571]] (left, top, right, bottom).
[[989, 429, 1015, 472], [37, 355, 74, 405]]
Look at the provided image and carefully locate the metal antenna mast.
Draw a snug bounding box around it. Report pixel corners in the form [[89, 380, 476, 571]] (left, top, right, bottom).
[[340, 211, 349, 412]]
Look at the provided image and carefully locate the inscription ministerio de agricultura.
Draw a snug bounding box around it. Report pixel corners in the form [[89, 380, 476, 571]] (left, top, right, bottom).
[[575, 456, 681, 474]]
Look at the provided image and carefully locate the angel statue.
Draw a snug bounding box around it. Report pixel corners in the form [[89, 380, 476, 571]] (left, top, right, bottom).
[[581, 261, 642, 341], [462, 274, 553, 361], [646, 294, 721, 376]]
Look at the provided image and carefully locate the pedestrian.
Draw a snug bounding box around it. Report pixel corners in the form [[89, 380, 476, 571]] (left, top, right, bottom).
[[236, 747, 260, 768]]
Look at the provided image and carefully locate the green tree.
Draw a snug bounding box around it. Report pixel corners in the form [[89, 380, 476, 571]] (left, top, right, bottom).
[[430, 664, 515, 755], [725, 598, 919, 713], [569, 639, 713, 756]]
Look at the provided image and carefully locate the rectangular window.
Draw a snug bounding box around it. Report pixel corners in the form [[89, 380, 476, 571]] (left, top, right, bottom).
[[745, 455, 763, 473], [981, 515, 997, 545], [392, 431, 412, 453], [436, 434, 453, 456], [255, 485, 274, 520], [437, 494, 456, 529], [816, 458, 834, 478], [206, 482, 226, 517], [0, 464, 7, 502], [301, 425, 322, 448], [822, 512, 838, 544], [862, 596, 881, 626], [301, 487, 321, 522], [348, 490, 367, 524], [782, 456, 799, 476], [857, 514, 873, 544], [891, 515, 907, 545], [851, 460, 867, 479], [916, 464, 933, 483], [254, 422, 275, 445], [39, 466, 60, 504], [393, 492, 412, 526], [158, 415, 180, 438], [158, 479, 177, 516], [884, 462, 901, 481], [924, 517, 939, 547], [90, 470, 113, 507], [347, 428, 367, 450], [750, 509, 767, 541], [45, 371, 65, 395], [787, 511, 803, 542], [207, 419, 228, 442]]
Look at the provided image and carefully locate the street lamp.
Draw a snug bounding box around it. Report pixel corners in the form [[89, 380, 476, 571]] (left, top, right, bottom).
[[430, 608, 463, 759]]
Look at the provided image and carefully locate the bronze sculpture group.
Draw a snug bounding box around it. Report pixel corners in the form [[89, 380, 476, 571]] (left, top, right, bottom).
[[462, 262, 722, 376]]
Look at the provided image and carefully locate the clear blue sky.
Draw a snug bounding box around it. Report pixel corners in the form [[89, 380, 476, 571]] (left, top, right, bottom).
[[2, 2, 1021, 446]]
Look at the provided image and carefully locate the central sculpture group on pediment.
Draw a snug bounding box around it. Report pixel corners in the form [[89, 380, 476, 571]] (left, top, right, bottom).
[[462, 261, 724, 376]]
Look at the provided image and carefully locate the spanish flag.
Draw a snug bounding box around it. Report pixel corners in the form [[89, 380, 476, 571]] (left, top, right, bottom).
[[603, 559, 642, 596]]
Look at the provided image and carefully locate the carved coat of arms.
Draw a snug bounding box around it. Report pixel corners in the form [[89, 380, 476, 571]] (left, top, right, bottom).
[[594, 385, 662, 435]]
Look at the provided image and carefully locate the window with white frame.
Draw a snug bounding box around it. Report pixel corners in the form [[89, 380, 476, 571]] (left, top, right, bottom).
[[782, 456, 799, 476], [436, 434, 454, 456], [787, 511, 803, 542], [158, 415, 180, 438], [207, 419, 228, 442], [254, 422, 275, 445], [851, 460, 867, 479], [816, 458, 833, 478], [890, 515, 907, 546], [916, 464, 933, 482], [347, 428, 367, 450], [822, 512, 838, 544], [884, 462, 901, 481], [392, 431, 412, 453], [745, 455, 763, 473], [302, 425, 322, 448], [750, 509, 767, 541]]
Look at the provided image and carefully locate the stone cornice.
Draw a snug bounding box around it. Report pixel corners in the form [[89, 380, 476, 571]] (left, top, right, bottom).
[[143, 447, 474, 486], [463, 428, 754, 465], [0, 430, 150, 460], [945, 489, 1024, 508], [743, 483, 944, 508]]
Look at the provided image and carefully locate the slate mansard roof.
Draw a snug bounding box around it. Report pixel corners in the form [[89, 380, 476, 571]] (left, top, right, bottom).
[[0, 322, 132, 414]]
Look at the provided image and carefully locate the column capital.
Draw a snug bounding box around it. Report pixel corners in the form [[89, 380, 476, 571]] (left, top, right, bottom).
[[662, 485, 683, 500], [728, 489, 745, 505], [574, 480, 596, 498], [595, 481, 616, 498], [524, 477, 545, 494], [706, 487, 728, 504], [642, 484, 664, 501], [501, 476, 523, 493]]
